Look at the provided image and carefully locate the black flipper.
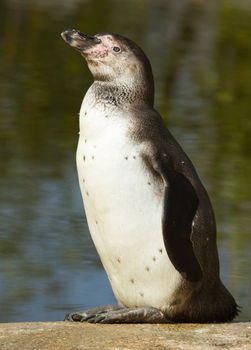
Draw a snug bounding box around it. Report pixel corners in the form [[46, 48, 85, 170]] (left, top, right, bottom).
[[152, 153, 203, 282]]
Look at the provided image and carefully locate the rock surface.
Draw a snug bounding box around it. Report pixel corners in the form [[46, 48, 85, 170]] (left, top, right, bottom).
[[0, 322, 250, 350]]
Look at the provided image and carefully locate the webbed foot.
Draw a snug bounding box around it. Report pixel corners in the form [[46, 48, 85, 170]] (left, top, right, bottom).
[[64, 305, 123, 322], [65, 306, 166, 323]]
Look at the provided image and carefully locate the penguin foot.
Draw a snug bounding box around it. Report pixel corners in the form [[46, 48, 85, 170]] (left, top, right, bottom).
[[65, 306, 166, 323], [64, 305, 123, 322]]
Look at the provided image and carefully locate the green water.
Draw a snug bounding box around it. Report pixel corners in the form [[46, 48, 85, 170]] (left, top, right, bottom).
[[0, 0, 250, 322]]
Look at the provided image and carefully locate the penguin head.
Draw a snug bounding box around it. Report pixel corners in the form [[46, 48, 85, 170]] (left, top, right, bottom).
[[61, 30, 154, 104]]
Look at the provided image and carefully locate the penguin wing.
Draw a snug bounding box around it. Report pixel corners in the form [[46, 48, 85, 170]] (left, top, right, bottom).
[[151, 152, 203, 282]]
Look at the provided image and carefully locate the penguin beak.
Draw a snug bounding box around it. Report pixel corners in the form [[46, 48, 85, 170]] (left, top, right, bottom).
[[61, 29, 101, 51]]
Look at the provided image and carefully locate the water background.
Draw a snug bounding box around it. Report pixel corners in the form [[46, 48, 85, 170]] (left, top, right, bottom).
[[0, 0, 250, 322]]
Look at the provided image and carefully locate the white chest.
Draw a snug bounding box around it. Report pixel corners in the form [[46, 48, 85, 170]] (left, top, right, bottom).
[[76, 95, 181, 309]]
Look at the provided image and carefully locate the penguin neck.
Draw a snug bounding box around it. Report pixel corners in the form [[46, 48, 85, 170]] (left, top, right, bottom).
[[91, 79, 154, 108]]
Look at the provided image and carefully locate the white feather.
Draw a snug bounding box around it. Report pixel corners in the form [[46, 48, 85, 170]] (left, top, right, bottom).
[[76, 89, 181, 308]]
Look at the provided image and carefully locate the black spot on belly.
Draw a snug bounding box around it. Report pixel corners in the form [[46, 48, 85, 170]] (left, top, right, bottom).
[[83, 156, 86, 161], [125, 156, 128, 160], [86, 191, 89, 196], [83, 179, 85, 183], [145, 267, 150, 272], [152, 257, 156, 262], [84, 139, 87, 143], [85, 112, 87, 116], [140, 292, 144, 297], [95, 220, 98, 224], [92, 156, 94, 160], [159, 249, 163, 254], [147, 182, 151, 186], [105, 115, 109, 118], [117, 258, 121, 263], [133, 156, 136, 159], [130, 278, 135, 284]]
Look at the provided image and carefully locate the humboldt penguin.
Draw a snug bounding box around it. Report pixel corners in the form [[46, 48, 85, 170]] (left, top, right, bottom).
[[61, 29, 238, 323]]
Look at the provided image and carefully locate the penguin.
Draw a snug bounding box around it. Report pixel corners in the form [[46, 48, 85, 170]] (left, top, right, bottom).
[[61, 29, 238, 323]]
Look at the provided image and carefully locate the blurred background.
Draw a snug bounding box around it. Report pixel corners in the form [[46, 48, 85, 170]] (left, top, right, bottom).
[[0, 0, 250, 322]]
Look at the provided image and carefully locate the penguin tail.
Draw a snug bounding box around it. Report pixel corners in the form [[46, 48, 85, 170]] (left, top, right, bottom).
[[171, 281, 240, 323], [190, 281, 240, 323]]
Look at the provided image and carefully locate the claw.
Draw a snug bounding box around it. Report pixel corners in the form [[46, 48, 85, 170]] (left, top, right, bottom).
[[64, 313, 75, 321], [64, 312, 87, 322]]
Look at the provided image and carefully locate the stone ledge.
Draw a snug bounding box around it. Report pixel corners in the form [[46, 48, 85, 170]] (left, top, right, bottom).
[[0, 321, 250, 350]]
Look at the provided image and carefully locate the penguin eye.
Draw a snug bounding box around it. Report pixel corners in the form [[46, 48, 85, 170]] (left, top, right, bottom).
[[113, 46, 121, 52]]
